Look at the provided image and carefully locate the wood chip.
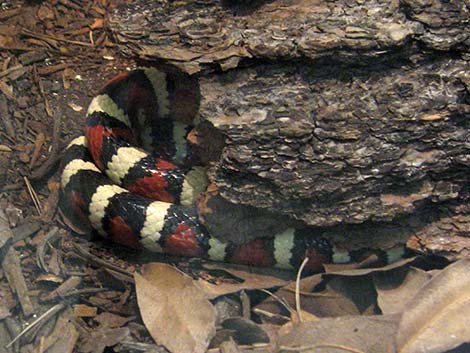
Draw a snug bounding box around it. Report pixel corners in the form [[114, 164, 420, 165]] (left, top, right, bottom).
[[73, 304, 97, 317]]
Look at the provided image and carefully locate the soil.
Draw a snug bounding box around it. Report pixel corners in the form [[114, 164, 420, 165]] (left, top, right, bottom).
[[0, 1, 157, 351]]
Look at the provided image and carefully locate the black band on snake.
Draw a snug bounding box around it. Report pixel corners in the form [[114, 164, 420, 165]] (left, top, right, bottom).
[[60, 67, 405, 272]]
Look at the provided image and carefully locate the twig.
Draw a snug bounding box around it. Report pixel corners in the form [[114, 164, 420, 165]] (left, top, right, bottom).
[[72, 242, 135, 278], [2, 231, 34, 316], [36, 227, 59, 272], [42, 276, 82, 302], [279, 343, 365, 353], [0, 7, 21, 20], [38, 336, 45, 353], [29, 132, 46, 169], [6, 303, 65, 349], [0, 64, 24, 79], [1, 182, 23, 192], [11, 220, 41, 243], [206, 343, 270, 353], [33, 64, 53, 117], [259, 288, 294, 315], [58, 0, 84, 11], [103, 267, 135, 283], [20, 29, 94, 47], [89, 30, 94, 46], [0, 93, 15, 139], [295, 257, 309, 323], [118, 340, 169, 353], [4, 317, 21, 351], [62, 287, 108, 298], [252, 307, 289, 322], [23, 176, 42, 215], [30, 109, 62, 180], [36, 63, 72, 76]]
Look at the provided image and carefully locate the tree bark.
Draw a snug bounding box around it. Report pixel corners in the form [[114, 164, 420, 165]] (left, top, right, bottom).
[[108, 0, 470, 257]]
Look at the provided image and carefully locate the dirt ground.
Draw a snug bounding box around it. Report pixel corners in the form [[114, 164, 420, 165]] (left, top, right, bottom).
[[0, 1, 157, 351]]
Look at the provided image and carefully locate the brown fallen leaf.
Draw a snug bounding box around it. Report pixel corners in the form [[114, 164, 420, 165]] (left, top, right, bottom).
[[277, 314, 400, 353], [396, 259, 470, 353], [196, 264, 290, 299], [46, 320, 79, 353], [41, 308, 78, 353], [220, 317, 270, 345], [78, 327, 130, 353], [373, 266, 431, 315], [94, 312, 135, 328], [218, 338, 243, 353], [321, 275, 378, 315], [255, 257, 419, 319], [256, 271, 377, 319], [323, 256, 417, 276], [134, 263, 216, 353]]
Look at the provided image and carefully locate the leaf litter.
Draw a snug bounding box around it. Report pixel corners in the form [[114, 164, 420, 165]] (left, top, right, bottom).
[[134, 263, 217, 353]]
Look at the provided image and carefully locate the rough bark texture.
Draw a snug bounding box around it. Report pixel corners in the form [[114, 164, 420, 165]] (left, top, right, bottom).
[[108, 0, 470, 256], [109, 0, 470, 73], [198, 59, 469, 227]]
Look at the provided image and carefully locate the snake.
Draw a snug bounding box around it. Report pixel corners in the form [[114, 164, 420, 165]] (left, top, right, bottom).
[[60, 67, 405, 272]]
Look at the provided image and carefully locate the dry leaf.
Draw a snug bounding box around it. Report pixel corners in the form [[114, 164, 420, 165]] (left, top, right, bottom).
[[291, 309, 319, 323], [323, 256, 417, 276], [42, 309, 78, 353], [94, 312, 135, 328], [220, 318, 270, 345], [257, 259, 417, 320], [79, 327, 130, 353], [46, 319, 79, 353], [277, 315, 400, 353], [254, 273, 321, 319], [373, 266, 431, 315], [196, 264, 290, 299], [322, 275, 377, 315], [218, 338, 243, 353], [396, 259, 470, 353], [256, 272, 376, 319], [134, 263, 216, 353]]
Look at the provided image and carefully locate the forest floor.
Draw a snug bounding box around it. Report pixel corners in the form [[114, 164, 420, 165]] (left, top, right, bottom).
[[0, 1, 159, 352]]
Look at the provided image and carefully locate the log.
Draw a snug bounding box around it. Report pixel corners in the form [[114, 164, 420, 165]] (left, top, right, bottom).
[[108, 0, 470, 256], [109, 0, 470, 72]]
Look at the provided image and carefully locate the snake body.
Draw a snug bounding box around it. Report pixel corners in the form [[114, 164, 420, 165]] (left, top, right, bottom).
[[60, 67, 405, 271]]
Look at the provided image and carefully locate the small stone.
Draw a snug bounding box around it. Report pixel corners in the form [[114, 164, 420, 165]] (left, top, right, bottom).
[[18, 152, 30, 163], [17, 96, 29, 109]]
